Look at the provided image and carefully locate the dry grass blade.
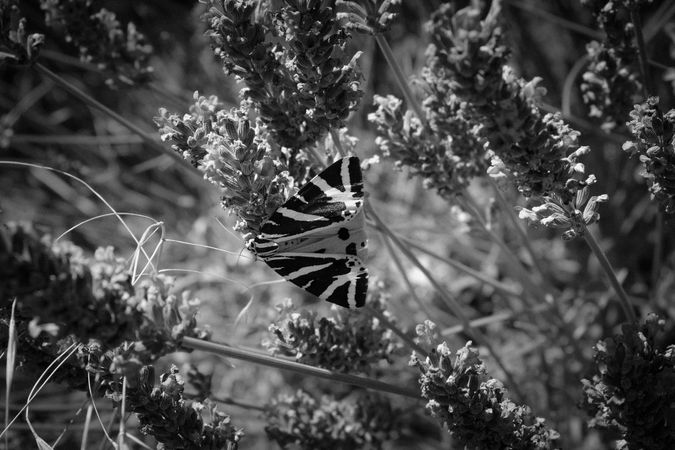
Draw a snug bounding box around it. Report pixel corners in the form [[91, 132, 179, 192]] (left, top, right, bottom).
[[4, 299, 17, 450]]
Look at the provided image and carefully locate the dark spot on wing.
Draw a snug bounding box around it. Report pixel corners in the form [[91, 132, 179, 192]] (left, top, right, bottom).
[[346, 243, 357, 255], [315, 248, 326, 253], [338, 227, 350, 240]]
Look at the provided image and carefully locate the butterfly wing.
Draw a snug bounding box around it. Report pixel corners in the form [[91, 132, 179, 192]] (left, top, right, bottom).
[[253, 156, 369, 308], [258, 157, 364, 240], [262, 253, 368, 308]]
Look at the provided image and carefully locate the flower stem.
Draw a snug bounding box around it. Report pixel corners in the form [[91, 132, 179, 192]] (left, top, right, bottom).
[[457, 195, 550, 302], [365, 304, 429, 357], [373, 34, 427, 127], [380, 233, 435, 318], [33, 63, 193, 171], [367, 204, 528, 403], [487, 178, 549, 284], [582, 225, 637, 323], [398, 234, 523, 299], [181, 336, 420, 399], [651, 211, 663, 289], [630, 8, 652, 98]]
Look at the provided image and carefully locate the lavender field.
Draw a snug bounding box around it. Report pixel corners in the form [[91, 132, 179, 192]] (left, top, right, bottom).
[[1, 1, 675, 449]]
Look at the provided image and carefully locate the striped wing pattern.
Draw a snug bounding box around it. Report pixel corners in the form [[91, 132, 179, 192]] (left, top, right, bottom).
[[262, 254, 368, 308], [252, 157, 368, 308]]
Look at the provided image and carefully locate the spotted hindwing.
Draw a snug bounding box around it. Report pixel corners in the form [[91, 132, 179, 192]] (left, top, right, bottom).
[[253, 157, 369, 308]]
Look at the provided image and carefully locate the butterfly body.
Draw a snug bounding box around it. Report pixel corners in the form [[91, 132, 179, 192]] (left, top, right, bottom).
[[249, 157, 368, 308]]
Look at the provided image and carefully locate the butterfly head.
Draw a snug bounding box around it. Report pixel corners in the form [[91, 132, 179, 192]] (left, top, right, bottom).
[[247, 234, 278, 258]]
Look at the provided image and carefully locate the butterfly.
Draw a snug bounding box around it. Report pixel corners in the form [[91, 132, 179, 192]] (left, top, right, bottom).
[[248, 157, 368, 308]]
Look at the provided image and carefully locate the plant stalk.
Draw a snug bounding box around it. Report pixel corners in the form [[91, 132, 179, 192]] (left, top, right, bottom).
[[181, 336, 420, 399], [582, 225, 637, 323]]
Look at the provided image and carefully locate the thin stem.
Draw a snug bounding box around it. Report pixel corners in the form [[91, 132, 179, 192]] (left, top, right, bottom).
[[373, 34, 427, 127], [367, 205, 528, 402], [630, 9, 651, 98], [487, 178, 548, 282], [380, 233, 435, 318], [41, 49, 193, 109], [33, 63, 193, 171], [504, 0, 603, 40], [441, 303, 549, 336], [399, 235, 523, 299], [561, 55, 590, 117], [457, 195, 549, 302], [11, 134, 144, 145], [651, 211, 663, 291], [456, 196, 581, 351], [582, 225, 637, 323], [330, 128, 346, 158], [368, 206, 473, 327], [643, 0, 675, 42], [181, 336, 420, 399], [210, 395, 266, 412], [365, 305, 429, 357]]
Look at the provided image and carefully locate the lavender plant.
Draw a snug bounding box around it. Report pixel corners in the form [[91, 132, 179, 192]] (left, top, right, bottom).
[[127, 365, 244, 450], [39, 0, 153, 86], [264, 293, 401, 374], [0, 222, 239, 447], [4, 0, 675, 448], [580, 0, 646, 132], [264, 389, 397, 449], [369, 93, 489, 199], [0, 0, 44, 65], [411, 321, 561, 450], [581, 314, 675, 449], [155, 94, 290, 233], [624, 96, 675, 213], [425, 2, 604, 240], [205, 0, 362, 152]]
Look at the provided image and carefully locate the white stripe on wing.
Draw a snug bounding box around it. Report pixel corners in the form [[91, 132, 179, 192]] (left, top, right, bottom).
[[276, 207, 330, 222], [283, 260, 334, 281]]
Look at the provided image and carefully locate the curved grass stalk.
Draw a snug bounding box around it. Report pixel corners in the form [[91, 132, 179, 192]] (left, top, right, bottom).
[[1, 161, 159, 271], [0, 344, 80, 440], [561, 55, 590, 117]]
